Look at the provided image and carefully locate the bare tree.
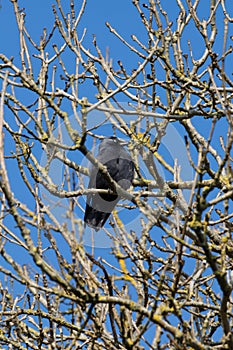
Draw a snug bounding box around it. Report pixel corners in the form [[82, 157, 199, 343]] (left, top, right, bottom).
[[0, 0, 233, 348]]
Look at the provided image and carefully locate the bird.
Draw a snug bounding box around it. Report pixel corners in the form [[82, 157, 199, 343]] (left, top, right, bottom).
[[84, 137, 134, 231]]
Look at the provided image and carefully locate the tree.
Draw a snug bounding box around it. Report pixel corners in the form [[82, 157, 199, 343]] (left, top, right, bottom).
[[0, 0, 233, 348]]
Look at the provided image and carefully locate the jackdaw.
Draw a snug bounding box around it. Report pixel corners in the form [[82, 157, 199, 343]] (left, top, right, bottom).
[[84, 137, 134, 231]]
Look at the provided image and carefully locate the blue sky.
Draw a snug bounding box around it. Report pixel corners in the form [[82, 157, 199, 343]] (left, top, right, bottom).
[[1, 1, 233, 347]]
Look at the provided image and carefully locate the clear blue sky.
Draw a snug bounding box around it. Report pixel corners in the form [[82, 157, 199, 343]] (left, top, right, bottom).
[[0, 2, 233, 346]]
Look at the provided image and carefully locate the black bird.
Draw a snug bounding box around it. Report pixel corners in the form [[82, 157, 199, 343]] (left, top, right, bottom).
[[84, 137, 134, 231]]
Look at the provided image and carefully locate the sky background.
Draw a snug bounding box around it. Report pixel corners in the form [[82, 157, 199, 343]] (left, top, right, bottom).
[[0, 1, 233, 346]]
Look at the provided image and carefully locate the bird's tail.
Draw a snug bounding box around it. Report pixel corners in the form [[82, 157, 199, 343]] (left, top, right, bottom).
[[84, 204, 111, 231]]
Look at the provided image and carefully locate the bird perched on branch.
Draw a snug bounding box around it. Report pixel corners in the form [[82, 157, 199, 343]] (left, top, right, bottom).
[[84, 137, 134, 231]]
